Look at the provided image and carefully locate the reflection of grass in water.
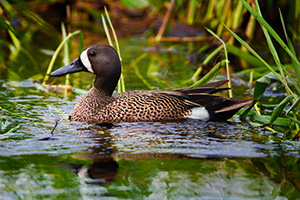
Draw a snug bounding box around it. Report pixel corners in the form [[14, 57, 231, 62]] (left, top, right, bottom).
[[0, 79, 75, 134], [107, 156, 300, 199], [2, 153, 300, 199], [0, 119, 21, 134]]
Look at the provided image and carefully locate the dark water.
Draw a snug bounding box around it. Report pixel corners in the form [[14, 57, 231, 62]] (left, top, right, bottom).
[[1, 38, 300, 199]]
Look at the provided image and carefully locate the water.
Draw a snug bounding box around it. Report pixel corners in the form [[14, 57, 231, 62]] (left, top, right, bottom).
[[1, 38, 300, 199]]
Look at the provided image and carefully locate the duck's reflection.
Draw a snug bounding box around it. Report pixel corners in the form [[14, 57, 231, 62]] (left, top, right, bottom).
[[67, 124, 194, 185], [65, 123, 300, 199], [69, 125, 119, 185], [76, 156, 118, 185]]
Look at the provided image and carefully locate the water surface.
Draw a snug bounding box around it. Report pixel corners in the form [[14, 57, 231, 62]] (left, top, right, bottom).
[[1, 38, 300, 199]]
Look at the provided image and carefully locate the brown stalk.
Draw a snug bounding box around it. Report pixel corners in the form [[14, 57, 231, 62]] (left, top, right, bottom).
[[156, 0, 176, 41]]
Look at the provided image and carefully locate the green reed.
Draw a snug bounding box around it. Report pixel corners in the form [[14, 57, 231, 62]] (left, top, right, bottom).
[[224, 0, 300, 139], [42, 29, 83, 85], [102, 7, 125, 93], [0, 0, 55, 72]]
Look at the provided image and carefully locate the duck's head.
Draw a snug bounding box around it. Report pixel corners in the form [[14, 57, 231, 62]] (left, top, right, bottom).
[[50, 44, 121, 95]]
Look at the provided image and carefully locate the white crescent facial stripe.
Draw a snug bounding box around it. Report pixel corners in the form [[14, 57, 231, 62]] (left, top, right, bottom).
[[188, 107, 210, 121], [80, 48, 94, 73]]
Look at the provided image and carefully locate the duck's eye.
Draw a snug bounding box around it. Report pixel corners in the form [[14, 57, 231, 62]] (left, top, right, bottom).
[[89, 51, 96, 56]]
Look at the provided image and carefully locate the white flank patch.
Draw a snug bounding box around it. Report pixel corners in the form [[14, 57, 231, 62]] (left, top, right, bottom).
[[80, 48, 94, 73], [188, 107, 210, 121]]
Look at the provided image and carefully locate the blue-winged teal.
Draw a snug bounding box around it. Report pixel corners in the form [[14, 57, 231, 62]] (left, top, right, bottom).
[[50, 44, 252, 123]]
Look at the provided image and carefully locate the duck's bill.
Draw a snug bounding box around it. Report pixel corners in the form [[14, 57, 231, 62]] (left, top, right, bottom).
[[50, 58, 86, 77]]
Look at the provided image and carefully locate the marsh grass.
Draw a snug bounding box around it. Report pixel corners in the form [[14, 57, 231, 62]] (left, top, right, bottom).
[[42, 7, 125, 94], [206, 28, 232, 97], [0, 119, 21, 135], [2, 0, 300, 138], [0, 0, 56, 76], [102, 7, 125, 93], [154, 0, 251, 43], [42, 27, 83, 86], [223, 0, 300, 138]]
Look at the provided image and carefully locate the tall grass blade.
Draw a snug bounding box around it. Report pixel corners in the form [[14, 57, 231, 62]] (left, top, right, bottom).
[[187, 0, 197, 25], [155, 0, 175, 41], [206, 28, 232, 97], [61, 23, 70, 86], [226, 44, 264, 67], [286, 97, 300, 126], [191, 45, 223, 81], [240, 81, 266, 120], [43, 30, 83, 85], [232, 0, 244, 28], [190, 60, 226, 87], [255, 0, 286, 84], [282, 67, 300, 94], [216, 0, 230, 36], [279, 9, 300, 86], [222, 22, 295, 99], [103, 7, 125, 93], [101, 15, 113, 46], [269, 95, 293, 124], [252, 114, 292, 126], [104, 7, 121, 58], [239, 0, 300, 71]]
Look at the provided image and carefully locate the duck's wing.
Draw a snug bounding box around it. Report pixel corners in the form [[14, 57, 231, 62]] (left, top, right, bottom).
[[112, 80, 253, 121], [150, 80, 253, 121]]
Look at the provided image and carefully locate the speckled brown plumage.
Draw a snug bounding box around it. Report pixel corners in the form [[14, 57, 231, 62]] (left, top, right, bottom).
[[50, 44, 253, 123], [71, 85, 194, 123], [70, 80, 252, 123]]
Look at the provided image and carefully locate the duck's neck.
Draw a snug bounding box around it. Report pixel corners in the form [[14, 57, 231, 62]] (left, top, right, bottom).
[[94, 76, 118, 96]]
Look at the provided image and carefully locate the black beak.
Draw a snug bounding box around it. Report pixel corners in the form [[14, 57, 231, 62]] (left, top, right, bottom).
[[50, 58, 86, 77]]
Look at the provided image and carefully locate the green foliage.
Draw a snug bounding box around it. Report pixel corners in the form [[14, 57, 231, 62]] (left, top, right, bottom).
[[42, 28, 83, 85], [120, 0, 149, 9], [102, 7, 125, 93], [190, 45, 223, 83], [0, 120, 21, 134], [224, 0, 300, 139], [0, 0, 56, 77], [190, 60, 226, 87]]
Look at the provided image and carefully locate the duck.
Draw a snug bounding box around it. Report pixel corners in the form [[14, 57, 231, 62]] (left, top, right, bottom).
[[50, 44, 253, 123]]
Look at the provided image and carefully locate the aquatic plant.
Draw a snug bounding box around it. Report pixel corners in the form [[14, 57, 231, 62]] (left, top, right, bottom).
[[223, 0, 300, 139], [153, 0, 251, 43], [0, 0, 56, 79], [0, 120, 21, 134], [42, 26, 83, 86], [43, 7, 125, 94], [190, 28, 232, 98], [101, 7, 125, 93]]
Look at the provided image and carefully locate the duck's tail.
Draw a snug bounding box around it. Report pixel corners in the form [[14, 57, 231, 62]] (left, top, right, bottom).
[[179, 80, 253, 121]]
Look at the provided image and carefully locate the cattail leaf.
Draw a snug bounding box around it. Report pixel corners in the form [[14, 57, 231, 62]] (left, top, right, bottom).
[[269, 95, 293, 124]]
